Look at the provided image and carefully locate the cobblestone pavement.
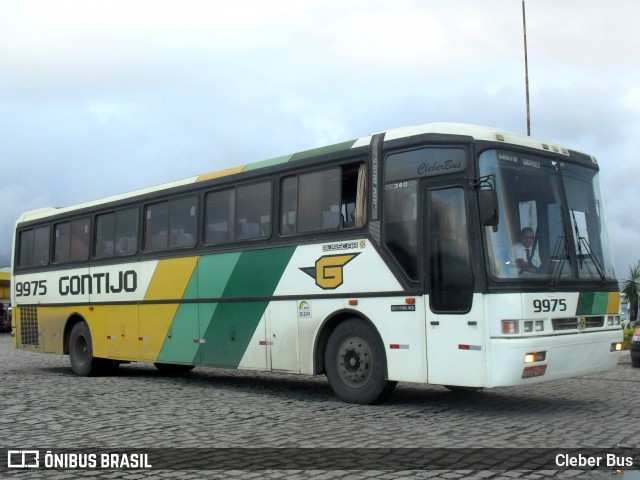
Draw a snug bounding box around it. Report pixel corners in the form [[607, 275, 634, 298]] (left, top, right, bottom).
[[0, 333, 638, 480]]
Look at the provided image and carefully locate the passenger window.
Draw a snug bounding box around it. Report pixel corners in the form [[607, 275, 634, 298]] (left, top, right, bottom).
[[169, 197, 197, 248], [236, 182, 271, 240], [54, 218, 89, 263], [280, 162, 366, 235], [205, 189, 233, 243], [18, 226, 50, 267], [144, 196, 196, 251], [96, 208, 138, 257], [204, 182, 271, 244], [300, 169, 341, 232]]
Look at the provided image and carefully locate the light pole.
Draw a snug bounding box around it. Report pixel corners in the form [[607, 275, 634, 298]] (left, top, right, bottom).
[[522, 0, 531, 136]]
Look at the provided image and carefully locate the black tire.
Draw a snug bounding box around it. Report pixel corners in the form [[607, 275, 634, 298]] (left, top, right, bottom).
[[325, 318, 395, 404], [632, 357, 640, 368], [69, 322, 98, 376], [154, 363, 196, 374]]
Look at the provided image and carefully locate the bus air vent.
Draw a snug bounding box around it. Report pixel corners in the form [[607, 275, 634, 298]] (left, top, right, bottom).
[[585, 316, 604, 328], [552, 317, 578, 331], [20, 307, 39, 346]]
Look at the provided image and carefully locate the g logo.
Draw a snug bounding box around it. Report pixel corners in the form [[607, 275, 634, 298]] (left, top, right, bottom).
[[301, 253, 360, 290]]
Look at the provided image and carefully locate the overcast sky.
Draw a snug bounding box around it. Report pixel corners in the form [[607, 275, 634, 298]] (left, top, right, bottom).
[[1, 0, 639, 278]]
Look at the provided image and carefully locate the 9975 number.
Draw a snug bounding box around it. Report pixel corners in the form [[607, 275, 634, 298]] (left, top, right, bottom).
[[533, 298, 567, 313], [15, 280, 48, 297]]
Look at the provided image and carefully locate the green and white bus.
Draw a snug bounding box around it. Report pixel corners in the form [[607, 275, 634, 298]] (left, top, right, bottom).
[[11, 123, 623, 404]]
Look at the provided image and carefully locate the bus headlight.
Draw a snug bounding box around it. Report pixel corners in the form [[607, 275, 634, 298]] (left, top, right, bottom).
[[524, 351, 546, 363]]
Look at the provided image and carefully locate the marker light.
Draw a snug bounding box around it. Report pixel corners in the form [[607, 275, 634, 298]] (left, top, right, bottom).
[[610, 343, 623, 352], [502, 320, 519, 335]]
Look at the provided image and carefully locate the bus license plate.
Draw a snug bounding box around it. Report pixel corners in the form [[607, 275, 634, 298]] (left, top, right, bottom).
[[522, 365, 547, 379]]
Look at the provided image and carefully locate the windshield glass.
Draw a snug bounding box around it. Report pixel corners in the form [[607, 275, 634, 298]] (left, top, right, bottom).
[[479, 150, 616, 282]]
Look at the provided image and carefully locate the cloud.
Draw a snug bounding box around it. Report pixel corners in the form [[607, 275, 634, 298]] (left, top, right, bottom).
[[1, 0, 639, 279]]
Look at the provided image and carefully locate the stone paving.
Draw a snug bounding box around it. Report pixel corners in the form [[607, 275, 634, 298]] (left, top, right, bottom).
[[0, 333, 638, 479]]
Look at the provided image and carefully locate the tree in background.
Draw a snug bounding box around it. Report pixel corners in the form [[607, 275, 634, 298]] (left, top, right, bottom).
[[621, 262, 640, 325]]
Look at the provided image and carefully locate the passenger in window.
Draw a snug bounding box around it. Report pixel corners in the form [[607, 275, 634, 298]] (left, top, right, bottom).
[[513, 227, 540, 274], [238, 215, 262, 239], [116, 236, 135, 254]]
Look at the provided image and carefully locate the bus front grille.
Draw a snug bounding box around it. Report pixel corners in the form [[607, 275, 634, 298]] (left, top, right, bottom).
[[552, 316, 605, 331], [20, 307, 39, 346]]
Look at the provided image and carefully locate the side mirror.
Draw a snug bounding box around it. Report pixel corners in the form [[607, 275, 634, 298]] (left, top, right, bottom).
[[480, 189, 499, 232]]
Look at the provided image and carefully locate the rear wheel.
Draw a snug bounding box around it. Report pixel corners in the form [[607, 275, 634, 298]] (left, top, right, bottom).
[[632, 357, 640, 368], [325, 318, 396, 404], [69, 322, 98, 376]]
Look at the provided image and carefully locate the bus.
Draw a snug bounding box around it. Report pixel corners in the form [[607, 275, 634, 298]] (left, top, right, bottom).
[[11, 122, 623, 404]]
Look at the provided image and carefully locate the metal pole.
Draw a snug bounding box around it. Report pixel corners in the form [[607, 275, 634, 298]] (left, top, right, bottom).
[[522, 0, 531, 136]]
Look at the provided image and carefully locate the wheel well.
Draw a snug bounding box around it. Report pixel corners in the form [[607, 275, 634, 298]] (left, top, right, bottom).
[[313, 310, 381, 375], [63, 313, 87, 355]]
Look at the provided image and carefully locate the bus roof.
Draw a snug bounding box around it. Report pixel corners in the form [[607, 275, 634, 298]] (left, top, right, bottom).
[[16, 122, 584, 224]]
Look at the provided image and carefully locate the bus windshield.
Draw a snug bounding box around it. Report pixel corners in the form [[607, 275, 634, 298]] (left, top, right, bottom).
[[479, 149, 616, 282]]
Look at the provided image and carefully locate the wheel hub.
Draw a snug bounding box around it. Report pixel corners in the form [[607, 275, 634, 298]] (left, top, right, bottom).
[[337, 335, 373, 387]]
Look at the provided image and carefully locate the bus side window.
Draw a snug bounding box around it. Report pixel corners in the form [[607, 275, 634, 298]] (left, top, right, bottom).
[[280, 177, 297, 235], [236, 182, 271, 240], [383, 180, 418, 280], [280, 162, 365, 235], [17, 226, 50, 267], [96, 208, 139, 257], [205, 189, 233, 243], [428, 188, 473, 313], [54, 218, 89, 263], [168, 196, 197, 248]]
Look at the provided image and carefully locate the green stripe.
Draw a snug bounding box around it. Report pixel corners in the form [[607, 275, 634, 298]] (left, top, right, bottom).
[[576, 292, 609, 315], [157, 252, 242, 364], [200, 247, 296, 367], [243, 154, 293, 172], [290, 140, 357, 162], [242, 139, 358, 173], [159, 247, 296, 367]]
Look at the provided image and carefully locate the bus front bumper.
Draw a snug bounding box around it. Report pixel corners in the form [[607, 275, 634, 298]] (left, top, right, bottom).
[[486, 329, 623, 388]]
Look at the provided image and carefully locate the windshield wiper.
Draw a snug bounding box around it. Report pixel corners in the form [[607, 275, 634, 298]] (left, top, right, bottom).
[[548, 235, 570, 286], [570, 209, 606, 282]]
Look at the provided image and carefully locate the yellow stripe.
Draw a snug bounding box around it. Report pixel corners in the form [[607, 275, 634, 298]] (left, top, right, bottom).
[[144, 257, 199, 301], [606, 291, 620, 314], [141, 257, 199, 361], [196, 165, 246, 182]]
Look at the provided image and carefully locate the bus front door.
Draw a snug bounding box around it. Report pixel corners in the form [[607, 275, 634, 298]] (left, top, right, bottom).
[[424, 186, 485, 387]]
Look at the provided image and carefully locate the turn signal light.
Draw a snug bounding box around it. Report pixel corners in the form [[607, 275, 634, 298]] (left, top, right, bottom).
[[502, 320, 519, 335]]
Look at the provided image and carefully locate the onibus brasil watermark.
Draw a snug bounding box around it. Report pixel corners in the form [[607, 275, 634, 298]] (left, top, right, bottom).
[[7, 450, 151, 469]]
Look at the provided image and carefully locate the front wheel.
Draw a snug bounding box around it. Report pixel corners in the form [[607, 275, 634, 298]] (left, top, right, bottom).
[[325, 319, 396, 404]]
